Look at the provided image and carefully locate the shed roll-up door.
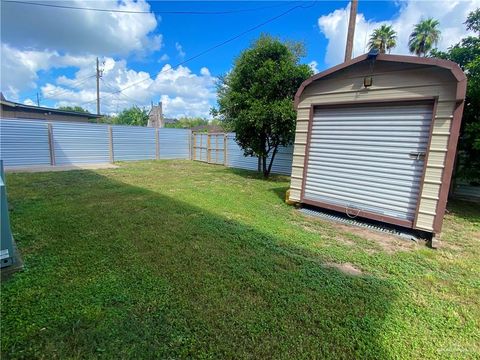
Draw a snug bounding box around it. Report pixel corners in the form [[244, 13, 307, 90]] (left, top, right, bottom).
[[304, 102, 433, 223]]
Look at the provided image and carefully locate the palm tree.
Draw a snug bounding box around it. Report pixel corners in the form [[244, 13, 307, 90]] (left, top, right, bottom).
[[368, 25, 397, 54], [408, 18, 441, 56]]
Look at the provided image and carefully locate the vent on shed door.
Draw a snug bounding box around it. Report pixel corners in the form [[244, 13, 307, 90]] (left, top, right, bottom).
[[303, 102, 433, 224]]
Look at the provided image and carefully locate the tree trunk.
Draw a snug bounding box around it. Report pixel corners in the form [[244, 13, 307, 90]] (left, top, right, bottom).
[[262, 155, 267, 177], [264, 145, 279, 178]]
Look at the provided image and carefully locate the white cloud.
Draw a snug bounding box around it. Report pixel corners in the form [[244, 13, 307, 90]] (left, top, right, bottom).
[[1, 0, 161, 56], [0, 43, 96, 100], [158, 54, 170, 62], [36, 58, 216, 118], [23, 98, 36, 106], [318, 0, 478, 66], [308, 60, 319, 74], [175, 42, 186, 59]]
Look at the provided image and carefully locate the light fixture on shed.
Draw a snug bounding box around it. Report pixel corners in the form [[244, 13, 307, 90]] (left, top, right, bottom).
[[363, 76, 373, 88], [364, 48, 378, 88]]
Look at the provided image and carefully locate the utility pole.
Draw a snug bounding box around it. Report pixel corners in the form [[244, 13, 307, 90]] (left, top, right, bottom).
[[36, 92, 40, 107], [96, 57, 101, 115], [344, 0, 358, 62]]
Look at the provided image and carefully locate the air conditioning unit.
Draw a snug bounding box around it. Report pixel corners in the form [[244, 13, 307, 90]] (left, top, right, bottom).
[[1, 160, 15, 268]]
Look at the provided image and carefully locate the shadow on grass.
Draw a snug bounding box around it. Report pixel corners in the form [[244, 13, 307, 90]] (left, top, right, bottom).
[[222, 166, 289, 182], [446, 199, 480, 223], [270, 185, 290, 203], [2, 169, 397, 359]]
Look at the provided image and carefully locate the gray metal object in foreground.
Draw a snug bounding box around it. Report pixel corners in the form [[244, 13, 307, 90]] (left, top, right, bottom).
[[0, 160, 15, 268], [299, 206, 423, 241]]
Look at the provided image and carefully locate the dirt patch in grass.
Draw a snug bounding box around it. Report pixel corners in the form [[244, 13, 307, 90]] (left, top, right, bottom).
[[326, 262, 363, 276], [296, 214, 419, 253], [335, 224, 419, 253]]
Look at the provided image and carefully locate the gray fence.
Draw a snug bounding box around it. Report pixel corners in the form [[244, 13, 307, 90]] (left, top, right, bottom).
[[0, 118, 191, 167], [0, 118, 293, 175]]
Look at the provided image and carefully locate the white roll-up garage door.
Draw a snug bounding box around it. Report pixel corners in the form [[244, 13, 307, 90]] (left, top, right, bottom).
[[304, 102, 433, 224]]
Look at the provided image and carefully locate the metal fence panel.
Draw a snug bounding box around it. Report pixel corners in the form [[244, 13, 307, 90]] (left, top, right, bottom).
[[52, 122, 110, 164], [0, 118, 51, 166], [269, 145, 293, 175], [158, 128, 191, 159], [225, 133, 259, 171], [113, 126, 156, 161]]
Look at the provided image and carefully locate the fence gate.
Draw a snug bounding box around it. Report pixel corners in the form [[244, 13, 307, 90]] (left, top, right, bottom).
[[192, 132, 226, 165]]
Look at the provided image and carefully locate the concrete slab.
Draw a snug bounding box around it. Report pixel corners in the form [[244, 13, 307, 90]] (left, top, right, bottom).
[[5, 163, 119, 173]]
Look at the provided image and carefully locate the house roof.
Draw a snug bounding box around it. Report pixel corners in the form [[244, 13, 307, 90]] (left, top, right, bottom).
[[294, 53, 467, 108], [0, 92, 102, 119]]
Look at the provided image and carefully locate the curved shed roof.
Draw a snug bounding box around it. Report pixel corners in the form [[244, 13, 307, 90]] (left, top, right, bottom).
[[294, 54, 467, 108]]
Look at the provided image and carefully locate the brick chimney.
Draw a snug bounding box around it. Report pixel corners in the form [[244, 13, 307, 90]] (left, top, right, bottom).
[[148, 101, 163, 128]]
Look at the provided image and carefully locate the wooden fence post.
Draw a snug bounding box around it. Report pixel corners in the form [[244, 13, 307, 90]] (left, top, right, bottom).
[[192, 132, 196, 161], [47, 123, 56, 166], [155, 129, 160, 160], [207, 134, 211, 163], [108, 126, 114, 163], [224, 134, 227, 166], [189, 130, 192, 160]]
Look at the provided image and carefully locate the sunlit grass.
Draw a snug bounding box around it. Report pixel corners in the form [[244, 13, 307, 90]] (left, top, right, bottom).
[[1, 160, 479, 359]]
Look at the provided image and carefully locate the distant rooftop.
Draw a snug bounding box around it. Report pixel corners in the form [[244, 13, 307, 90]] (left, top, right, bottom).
[[0, 92, 102, 119]]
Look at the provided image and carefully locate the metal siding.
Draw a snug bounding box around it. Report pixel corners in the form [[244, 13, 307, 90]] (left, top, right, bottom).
[[225, 133, 258, 171], [158, 128, 191, 159], [304, 103, 433, 222], [268, 145, 293, 175], [112, 126, 156, 161], [0, 118, 51, 166], [52, 122, 110, 164]]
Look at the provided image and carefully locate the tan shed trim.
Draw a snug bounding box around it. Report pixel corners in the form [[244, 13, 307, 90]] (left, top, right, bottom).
[[294, 54, 467, 108]]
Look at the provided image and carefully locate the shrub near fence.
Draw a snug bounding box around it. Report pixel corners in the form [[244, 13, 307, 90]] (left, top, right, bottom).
[[0, 118, 293, 175]]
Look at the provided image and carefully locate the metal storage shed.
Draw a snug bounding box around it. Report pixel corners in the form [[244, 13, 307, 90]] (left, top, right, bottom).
[[289, 53, 467, 237]]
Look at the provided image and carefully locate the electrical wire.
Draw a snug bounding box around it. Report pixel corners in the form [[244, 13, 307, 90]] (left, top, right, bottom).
[[79, 1, 317, 106], [3, 0, 296, 15], [42, 75, 96, 99], [101, 79, 144, 104]]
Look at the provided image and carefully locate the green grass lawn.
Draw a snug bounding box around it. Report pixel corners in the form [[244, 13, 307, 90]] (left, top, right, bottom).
[[1, 160, 479, 359]]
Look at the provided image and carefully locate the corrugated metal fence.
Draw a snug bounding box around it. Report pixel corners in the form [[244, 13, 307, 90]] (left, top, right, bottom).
[[0, 118, 293, 175], [0, 118, 191, 166]]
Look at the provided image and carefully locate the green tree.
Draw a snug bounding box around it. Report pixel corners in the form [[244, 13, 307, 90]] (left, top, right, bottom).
[[408, 18, 441, 56], [112, 106, 149, 126], [465, 8, 480, 33], [58, 106, 90, 113], [213, 35, 313, 178], [431, 9, 480, 181], [368, 25, 397, 53], [165, 117, 209, 129]]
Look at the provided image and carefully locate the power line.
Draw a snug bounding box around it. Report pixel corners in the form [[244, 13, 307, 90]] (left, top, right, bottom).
[[20, 73, 95, 101], [42, 75, 96, 99], [101, 79, 144, 104], [80, 1, 317, 107], [3, 1, 295, 15]]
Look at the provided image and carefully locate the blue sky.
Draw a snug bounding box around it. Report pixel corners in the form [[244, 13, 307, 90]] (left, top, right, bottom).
[[0, 1, 477, 117]]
